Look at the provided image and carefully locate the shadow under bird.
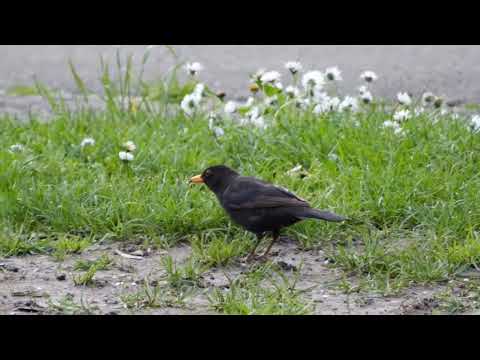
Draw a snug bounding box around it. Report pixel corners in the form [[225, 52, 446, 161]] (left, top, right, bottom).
[[190, 165, 347, 261]]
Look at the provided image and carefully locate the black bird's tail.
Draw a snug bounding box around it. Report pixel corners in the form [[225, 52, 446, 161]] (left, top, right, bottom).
[[298, 208, 347, 222]]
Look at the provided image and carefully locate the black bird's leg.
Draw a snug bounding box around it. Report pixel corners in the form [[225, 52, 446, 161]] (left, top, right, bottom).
[[246, 233, 264, 262], [260, 229, 280, 259]]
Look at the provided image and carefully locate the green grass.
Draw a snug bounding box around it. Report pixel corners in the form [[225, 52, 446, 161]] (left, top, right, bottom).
[[74, 254, 113, 271], [120, 278, 188, 310], [208, 263, 313, 315], [2, 46, 480, 304], [1, 104, 480, 293], [72, 254, 113, 287], [432, 279, 480, 314], [72, 264, 99, 287], [6, 85, 40, 97], [52, 234, 92, 261], [191, 233, 251, 267], [47, 295, 99, 315], [162, 255, 206, 289]]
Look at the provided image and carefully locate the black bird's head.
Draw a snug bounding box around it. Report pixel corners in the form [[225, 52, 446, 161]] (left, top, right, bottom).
[[190, 165, 240, 194]]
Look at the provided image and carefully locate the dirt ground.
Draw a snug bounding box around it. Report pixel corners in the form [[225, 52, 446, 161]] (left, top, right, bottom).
[[0, 237, 452, 315]]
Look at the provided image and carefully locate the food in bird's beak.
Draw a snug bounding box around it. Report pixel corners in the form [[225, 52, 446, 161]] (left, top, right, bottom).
[[190, 175, 204, 184]]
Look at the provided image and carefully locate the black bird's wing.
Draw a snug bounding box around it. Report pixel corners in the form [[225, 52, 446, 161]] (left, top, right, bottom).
[[222, 176, 310, 210]]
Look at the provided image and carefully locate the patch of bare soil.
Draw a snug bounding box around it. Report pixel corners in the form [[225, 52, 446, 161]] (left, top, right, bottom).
[[0, 238, 450, 315]]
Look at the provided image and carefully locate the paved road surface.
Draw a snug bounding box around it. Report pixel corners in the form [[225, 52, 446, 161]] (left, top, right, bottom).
[[1, 45, 479, 104]]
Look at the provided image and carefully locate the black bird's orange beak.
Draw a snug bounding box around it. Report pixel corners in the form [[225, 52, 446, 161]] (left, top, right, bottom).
[[190, 175, 204, 184]]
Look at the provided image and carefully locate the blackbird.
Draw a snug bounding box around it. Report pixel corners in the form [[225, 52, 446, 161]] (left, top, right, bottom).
[[190, 165, 347, 261]]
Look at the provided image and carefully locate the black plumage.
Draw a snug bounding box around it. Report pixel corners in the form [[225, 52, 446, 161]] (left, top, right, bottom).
[[190, 165, 346, 261]]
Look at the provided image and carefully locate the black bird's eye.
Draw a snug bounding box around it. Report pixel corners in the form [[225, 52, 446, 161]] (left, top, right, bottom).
[[204, 170, 212, 178]]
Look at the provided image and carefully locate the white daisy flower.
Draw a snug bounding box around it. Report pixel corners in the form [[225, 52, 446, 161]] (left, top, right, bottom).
[[440, 108, 449, 116], [285, 86, 300, 98], [193, 83, 205, 97], [9, 144, 24, 153], [302, 71, 325, 91], [265, 96, 279, 107], [339, 96, 359, 112], [358, 85, 369, 95], [313, 103, 329, 114], [317, 97, 340, 112], [251, 116, 267, 129], [397, 92, 412, 106], [285, 61, 303, 75], [383, 120, 405, 135], [247, 107, 261, 120], [119, 151, 134, 162], [327, 97, 341, 110], [238, 106, 266, 129], [360, 71, 378, 83], [181, 93, 201, 116], [414, 107, 425, 116], [313, 90, 329, 104], [251, 69, 266, 82], [185, 62, 204, 76], [314, 97, 340, 114], [244, 97, 255, 108], [422, 92, 435, 106], [393, 109, 411, 122], [383, 120, 397, 128], [123, 141, 137, 152], [361, 91, 373, 104], [471, 115, 480, 132], [260, 71, 282, 84], [208, 112, 219, 130], [433, 97, 444, 109], [275, 82, 284, 91], [237, 117, 249, 126], [80, 137, 95, 148], [296, 97, 311, 110], [325, 67, 343, 81], [224, 101, 238, 114], [213, 127, 225, 137], [243, 107, 267, 129]]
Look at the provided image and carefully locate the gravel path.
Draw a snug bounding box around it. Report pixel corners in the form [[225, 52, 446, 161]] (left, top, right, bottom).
[[1, 45, 479, 115]]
